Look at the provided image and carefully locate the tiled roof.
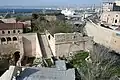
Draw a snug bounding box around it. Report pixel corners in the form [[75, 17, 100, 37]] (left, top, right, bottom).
[[0, 18, 16, 23], [0, 23, 24, 30]]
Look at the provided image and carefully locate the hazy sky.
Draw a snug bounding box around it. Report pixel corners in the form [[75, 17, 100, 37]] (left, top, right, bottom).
[[0, 0, 102, 6]]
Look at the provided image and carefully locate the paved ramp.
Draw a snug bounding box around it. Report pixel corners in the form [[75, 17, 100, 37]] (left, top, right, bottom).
[[39, 35, 53, 58]]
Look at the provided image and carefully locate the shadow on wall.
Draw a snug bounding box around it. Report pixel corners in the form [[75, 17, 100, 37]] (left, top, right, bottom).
[[0, 59, 9, 76], [23, 37, 32, 57]]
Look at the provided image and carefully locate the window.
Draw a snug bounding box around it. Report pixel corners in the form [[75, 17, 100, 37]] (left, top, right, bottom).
[[8, 31, 10, 34], [7, 37, 11, 41], [69, 52, 73, 56], [115, 19, 117, 23], [48, 35, 50, 40], [18, 30, 20, 33], [73, 36, 76, 39], [2, 31, 5, 34], [116, 15, 118, 17], [13, 30, 16, 33], [1, 38, 6, 42], [13, 37, 17, 41]]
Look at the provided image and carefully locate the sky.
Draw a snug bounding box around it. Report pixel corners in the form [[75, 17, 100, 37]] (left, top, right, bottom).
[[0, 0, 102, 6]]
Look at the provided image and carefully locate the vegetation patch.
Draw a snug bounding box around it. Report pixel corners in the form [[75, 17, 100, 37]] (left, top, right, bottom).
[[31, 14, 73, 34], [69, 51, 89, 68], [69, 44, 120, 80]]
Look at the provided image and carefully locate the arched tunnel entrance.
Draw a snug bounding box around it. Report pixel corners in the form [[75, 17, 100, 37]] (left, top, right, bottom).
[[13, 51, 20, 66]]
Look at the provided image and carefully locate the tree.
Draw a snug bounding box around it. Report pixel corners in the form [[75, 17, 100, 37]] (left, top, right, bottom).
[[70, 51, 89, 68], [31, 14, 73, 34], [86, 44, 120, 80], [16, 16, 32, 22]]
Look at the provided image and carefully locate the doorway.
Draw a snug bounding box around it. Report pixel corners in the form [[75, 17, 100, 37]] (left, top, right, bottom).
[[13, 51, 20, 66]]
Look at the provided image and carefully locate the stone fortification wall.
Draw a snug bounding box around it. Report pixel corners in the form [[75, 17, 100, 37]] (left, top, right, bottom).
[[85, 21, 120, 52], [45, 31, 93, 57], [54, 33, 93, 57]]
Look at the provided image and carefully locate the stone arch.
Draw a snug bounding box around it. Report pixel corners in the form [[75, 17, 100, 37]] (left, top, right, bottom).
[[7, 37, 11, 41], [13, 37, 17, 41], [1, 37, 6, 43], [13, 51, 20, 66]]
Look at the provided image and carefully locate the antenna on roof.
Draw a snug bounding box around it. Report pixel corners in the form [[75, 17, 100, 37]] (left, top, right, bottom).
[[3, 12, 9, 19]]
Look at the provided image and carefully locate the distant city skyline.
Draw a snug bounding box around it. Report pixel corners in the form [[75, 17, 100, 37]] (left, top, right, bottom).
[[0, 0, 102, 6]]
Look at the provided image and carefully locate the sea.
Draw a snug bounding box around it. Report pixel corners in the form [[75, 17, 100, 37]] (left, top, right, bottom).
[[0, 9, 42, 13], [0, 8, 62, 13]]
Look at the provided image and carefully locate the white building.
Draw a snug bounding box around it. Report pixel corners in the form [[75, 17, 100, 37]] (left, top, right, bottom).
[[101, 0, 120, 26], [102, 2, 114, 12], [61, 9, 75, 16], [101, 11, 120, 26]]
